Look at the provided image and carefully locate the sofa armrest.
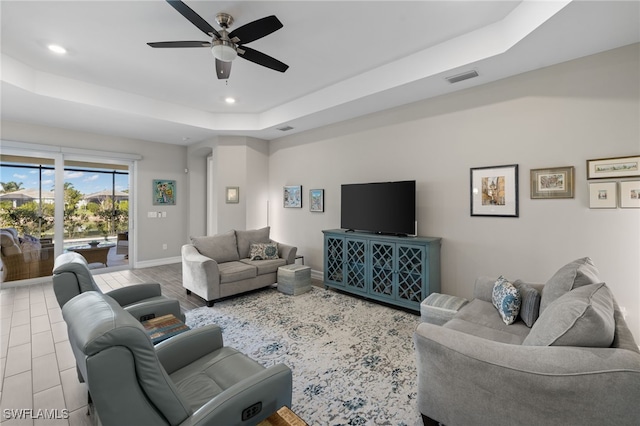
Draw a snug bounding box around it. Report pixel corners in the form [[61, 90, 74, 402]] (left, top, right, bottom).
[[182, 364, 293, 426], [106, 283, 162, 306], [156, 325, 224, 374], [414, 322, 640, 425], [272, 240, 297, 265]]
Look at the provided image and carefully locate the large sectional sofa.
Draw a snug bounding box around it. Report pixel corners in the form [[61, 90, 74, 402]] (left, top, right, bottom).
[[182, 227, 297, 306], [414, 257, 640, 426]]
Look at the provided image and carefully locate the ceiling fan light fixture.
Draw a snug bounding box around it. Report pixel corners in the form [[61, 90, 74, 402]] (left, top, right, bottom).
[[211, 40, 237, 62]]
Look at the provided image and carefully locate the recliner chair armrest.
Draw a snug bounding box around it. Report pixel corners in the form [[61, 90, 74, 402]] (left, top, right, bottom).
[[106, 282, 162, 306], [272, 241, 297, 265], [181, 363, 293, 426], [156, 325, 224, 374]]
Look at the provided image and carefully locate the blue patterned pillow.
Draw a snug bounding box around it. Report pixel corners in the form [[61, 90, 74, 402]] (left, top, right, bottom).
[[249, 242, 279, 260], [492, 276, 521, 325]]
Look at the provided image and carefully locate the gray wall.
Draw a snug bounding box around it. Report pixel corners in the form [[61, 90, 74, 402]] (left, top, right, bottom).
[[267, 44, 640, 339]]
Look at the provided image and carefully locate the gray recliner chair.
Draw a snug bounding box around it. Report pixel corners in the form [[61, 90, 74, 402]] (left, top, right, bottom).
[[53, 252, 185, 322], [62, 291, 293, 426]]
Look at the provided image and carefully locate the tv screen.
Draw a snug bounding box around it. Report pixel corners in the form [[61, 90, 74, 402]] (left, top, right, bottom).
[[341, 180, 416, 235]]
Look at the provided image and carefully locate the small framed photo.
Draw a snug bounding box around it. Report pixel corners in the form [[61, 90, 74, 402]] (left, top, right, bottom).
[[470, 164, 519, 217], [225, 186, 239, 204], [283, 185, 302, 208], [309, 189, 324, 212], [530, 166, 574, 199], [588, 181, 617, 208], [153, 179, 176, 205], [587, 155, 640, 179], [619, 180, 640, 208]]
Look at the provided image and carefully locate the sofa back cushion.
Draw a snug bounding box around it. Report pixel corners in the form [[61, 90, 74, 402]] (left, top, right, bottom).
[[191, 231, 240, 263], [235, 227, 271, 259], [540, 257, 600, 313], [0, 230, 22, 257], [523, 282, 615, 348]]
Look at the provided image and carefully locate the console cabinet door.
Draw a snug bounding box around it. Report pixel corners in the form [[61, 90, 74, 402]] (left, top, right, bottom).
[[396, 244, 426, 304], [370, 241, 395, 298], [324, 234, 345, 287], [345, 238, 368, 294]]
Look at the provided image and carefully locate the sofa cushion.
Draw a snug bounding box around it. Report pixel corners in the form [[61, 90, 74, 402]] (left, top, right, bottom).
[[523, 283, 615, 348], [249, 242, 279, 260], [218, 261, 257, 284], [514, 280, 541, 328], [240, 258, 287, 275], [444, 299, 530, 344], [492, 276, 521, 325], [236, 227, 271, 259], [191, 231, 240, 263], [540, 257, 600, 313]]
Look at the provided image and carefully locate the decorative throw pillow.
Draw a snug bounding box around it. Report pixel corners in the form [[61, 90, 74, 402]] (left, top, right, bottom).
[[249, 242, 279, 260], [20, 235, 42, 262], [514, 280, 541, 328], [236, 227, 271, 259], [492, 276, 521, 325], [523, 283, 615, 347], [539, 257, 600, 314]]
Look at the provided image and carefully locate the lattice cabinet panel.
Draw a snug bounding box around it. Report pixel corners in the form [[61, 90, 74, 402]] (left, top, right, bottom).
[[370, 241, 395, 297], [345, 238, 367, 292], [397, 245, 426, 303], [324, 235, 345, 286], [323, 230, 441, 311]]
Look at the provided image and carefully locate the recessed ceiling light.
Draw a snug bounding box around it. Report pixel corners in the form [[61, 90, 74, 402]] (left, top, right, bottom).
[[225, 97, 236, 104], [47, 44, 67, 54]]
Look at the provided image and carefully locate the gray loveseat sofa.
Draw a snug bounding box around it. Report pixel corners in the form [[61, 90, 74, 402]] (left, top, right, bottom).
[[414, 257, 640, 426], [182, 227, 297, 306]]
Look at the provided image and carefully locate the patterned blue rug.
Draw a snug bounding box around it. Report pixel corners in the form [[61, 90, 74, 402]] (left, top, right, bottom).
[[185, 286, 422, 426]]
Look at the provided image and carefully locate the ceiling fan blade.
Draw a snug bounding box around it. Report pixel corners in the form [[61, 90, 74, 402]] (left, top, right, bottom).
[[229, 15, 283, 44], [147, 41, 211, 48], [216, 59, 232, 80], [166, 0, 220, 38], [239, 46, 289, 73]]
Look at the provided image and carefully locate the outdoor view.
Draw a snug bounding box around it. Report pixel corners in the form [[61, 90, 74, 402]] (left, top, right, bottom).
[[0, 157, 129, 282]]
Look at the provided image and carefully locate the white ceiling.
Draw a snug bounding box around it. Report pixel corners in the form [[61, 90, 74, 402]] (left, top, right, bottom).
[[1, 1, 639, 145]]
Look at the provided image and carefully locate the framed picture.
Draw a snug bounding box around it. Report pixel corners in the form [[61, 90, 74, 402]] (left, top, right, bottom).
[[153, 179, 176, 205], [470, 164, 519, 217], [587, 155, 640, 179], [225, 186, 239, 204], [530, 166, 574, 199], [619, 180, 640, 208], [588, 181, 617, 208], [309, 189, 324, 212], [283, 185, 302, 208]]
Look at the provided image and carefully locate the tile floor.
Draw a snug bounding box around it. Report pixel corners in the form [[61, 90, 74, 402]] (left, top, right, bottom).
[[0, 264, 201, 426]]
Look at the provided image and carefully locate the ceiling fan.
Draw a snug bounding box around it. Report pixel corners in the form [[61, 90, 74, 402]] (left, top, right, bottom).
[[148, 0, 288, 79]]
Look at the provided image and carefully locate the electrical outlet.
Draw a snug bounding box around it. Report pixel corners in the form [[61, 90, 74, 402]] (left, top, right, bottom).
[[162, 243, 167, 250]]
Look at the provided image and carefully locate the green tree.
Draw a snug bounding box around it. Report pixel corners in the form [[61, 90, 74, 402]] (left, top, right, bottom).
[[62, 182, 87, 238], [0, 181, 24, 193], [0, 201, 54, 235]]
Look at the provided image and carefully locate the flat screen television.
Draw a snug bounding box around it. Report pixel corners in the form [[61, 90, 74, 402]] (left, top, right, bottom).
[[341, 180, 416, 236]]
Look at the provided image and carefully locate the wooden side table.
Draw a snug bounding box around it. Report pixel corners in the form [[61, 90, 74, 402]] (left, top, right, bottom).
[[258, 406, 307, 426]]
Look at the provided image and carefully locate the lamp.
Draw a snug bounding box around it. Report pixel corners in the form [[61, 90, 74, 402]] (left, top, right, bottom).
[[211, 39, 237, 62]]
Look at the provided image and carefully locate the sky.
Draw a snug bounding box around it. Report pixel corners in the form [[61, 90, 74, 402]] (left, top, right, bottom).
[[0, 165, 129, 195]]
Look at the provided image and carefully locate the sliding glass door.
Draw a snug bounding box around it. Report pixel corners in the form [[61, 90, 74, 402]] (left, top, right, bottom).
[[1, 154, 131, 283]]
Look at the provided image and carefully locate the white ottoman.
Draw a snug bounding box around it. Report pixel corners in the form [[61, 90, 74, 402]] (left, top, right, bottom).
[[277, 264, 311, 296], [420, 293, 469, 325]]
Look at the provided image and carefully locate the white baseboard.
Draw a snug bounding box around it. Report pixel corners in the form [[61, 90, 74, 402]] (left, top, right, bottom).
[[311, 269, 323, 282]]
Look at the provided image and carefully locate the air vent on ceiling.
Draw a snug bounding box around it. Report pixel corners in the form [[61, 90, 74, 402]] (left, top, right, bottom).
[[445, 70, 479, 84], [277, 126, 294, 132]]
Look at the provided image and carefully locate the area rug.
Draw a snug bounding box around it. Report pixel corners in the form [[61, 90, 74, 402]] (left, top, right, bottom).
[[185, 286, 422, 426]]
